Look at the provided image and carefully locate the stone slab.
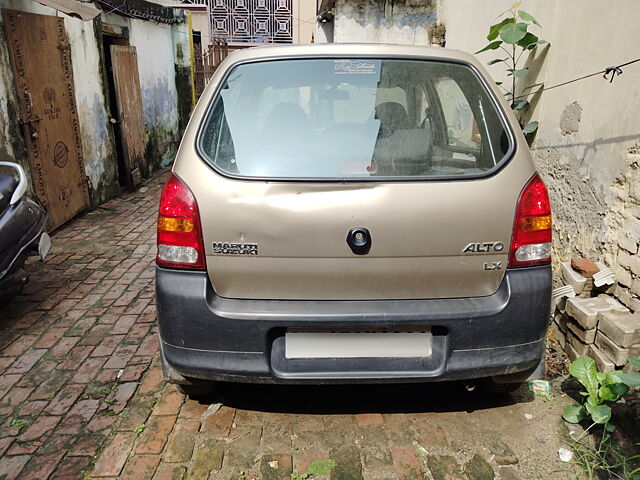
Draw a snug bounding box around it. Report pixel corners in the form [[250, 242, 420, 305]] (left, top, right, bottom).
[[593, 261, 617, 294], [624, 344, 640, 371], [594, 331, 629, 366], [566, 331, 588, 356], [565, 295, 628, 330], [561, 262, 587, 295], [597, 310, 640, 348], [567, 320, 596, 344], [554, 312, 569, 333], [550, 321, 566, 348], [587, 344, 615, 373], [564, 341, 580, 363]]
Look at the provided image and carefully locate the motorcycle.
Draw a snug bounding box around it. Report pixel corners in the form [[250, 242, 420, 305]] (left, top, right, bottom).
[[0, 161, 50, 295]]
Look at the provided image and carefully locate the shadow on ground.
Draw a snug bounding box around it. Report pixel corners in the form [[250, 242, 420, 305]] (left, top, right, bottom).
[[198, 380, 535, 415]]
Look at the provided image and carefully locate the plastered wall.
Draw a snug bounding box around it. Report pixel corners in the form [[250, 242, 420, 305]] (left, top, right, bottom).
[[327, 0, 640, 310], [102, 13, 187, 172], [442, 0, 640, 310], [333, 0, 443, 45], [0, 1, 189, 209], [0, 0, 114, 200]]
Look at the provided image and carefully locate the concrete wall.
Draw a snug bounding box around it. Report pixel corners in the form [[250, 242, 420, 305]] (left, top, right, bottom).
[[293, 0, 316, 43], [442, 0, 640, 310], [0, 0, 115, 200], [0, 1, 30, 187], [103, 13, 188, 172], [0, 1, 189, 209], [332, 0, 444, 45], [326, 0, 640, 310]]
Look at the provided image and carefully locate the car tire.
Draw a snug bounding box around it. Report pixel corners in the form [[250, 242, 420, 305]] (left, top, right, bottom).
[[176, 382, 217, 399]]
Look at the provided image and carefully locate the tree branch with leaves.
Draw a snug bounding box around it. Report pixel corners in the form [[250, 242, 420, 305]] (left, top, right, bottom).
[[476, 2, 546, 134]]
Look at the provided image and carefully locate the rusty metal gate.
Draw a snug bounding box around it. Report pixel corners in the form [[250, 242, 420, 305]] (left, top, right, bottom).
[[194, 39, 229, 98], [110, 45, 146, 187], [3, 9, 90, 230]]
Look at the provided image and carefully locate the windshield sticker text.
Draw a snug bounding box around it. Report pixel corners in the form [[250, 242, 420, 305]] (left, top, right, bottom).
[[334, 60, 376, 75]]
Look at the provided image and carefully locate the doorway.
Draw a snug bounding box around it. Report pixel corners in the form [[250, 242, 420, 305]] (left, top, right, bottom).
[[102, 33, 145, 187], [3, 9, 90, 230]]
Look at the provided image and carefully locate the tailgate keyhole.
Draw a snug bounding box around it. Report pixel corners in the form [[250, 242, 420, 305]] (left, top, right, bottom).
[[347, 227, 372, 255]]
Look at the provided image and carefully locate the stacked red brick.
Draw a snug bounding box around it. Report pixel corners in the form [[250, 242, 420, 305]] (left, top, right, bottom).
[[551, 258, 640, 372]]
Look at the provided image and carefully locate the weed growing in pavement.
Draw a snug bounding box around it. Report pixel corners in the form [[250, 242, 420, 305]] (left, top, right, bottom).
[[563, 356, 640, 479], [290, 459, 337, 480], [9, 418, 25, 428], [570, 436, 640, 480], [133, 424, 146, 434]]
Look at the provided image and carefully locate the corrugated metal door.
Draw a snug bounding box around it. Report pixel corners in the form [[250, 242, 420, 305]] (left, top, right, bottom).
[[110, 45, 146, 186], [3, 9, 90, 229]]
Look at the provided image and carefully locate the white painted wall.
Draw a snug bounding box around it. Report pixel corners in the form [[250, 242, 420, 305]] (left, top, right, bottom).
[[130, 19, 180, 138], [66, 18, 117, 198], [293, 0, 316, 43], [442, 0, 640, 308], [102, 12, 188, 167], [333, 0, 441, 45]]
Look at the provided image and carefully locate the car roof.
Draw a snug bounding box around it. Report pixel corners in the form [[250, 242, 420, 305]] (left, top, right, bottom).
[[224, 43, 477, 64]]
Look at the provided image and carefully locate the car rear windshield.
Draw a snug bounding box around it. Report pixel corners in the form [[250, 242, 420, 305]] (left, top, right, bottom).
[[199, 58, 512, 180]]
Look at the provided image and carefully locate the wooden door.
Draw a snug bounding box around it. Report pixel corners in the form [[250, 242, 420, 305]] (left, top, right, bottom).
[[3, 9, 89, 229], [110, 45, 145, 187]]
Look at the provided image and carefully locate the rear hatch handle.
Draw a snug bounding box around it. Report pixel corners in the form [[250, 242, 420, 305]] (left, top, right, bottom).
[[347, 227, 372, 255]]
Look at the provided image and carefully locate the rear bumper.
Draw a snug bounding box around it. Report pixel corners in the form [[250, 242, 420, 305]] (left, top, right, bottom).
[[156, 265, 551, 384]]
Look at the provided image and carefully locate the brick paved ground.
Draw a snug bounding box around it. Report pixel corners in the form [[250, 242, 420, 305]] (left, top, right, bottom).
[[0, 176, 162, 479], [0, 171, 576, 480]]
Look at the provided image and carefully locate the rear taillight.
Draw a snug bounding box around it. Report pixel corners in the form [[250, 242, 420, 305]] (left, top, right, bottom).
[[156, 173, 205, 270], [509, 173, 552, 267]]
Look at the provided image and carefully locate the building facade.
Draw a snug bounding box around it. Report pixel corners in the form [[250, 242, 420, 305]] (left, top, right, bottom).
[[0, 0, 192, 228]]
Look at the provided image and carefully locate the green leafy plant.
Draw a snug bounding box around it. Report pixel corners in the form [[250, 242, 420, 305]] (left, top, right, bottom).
[[476, 2, 546, 134], [563, 356, 640, 427], [291, 459, 337, 480], [133, 424, 146, 434], [563, 356, 640, 478]]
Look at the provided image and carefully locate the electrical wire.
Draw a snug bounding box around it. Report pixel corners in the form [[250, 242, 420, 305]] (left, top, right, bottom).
[[513, 57, 640, 100], [92, 0, 640, 96]]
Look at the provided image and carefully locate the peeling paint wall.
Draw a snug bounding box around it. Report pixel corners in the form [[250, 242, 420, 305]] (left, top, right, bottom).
[[172, 20, 194, 135], [442, 0, 640, 311], [334, 0, 443, 46], [66, 19, 119, 204], [0, 0, 188, 214], [129, 19, 181, 170], [0, 0, 118, 204], [0, 6, 30, 186]]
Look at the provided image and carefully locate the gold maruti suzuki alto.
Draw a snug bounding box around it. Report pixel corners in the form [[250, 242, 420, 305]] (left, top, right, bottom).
[[155, 43, 552, 398]]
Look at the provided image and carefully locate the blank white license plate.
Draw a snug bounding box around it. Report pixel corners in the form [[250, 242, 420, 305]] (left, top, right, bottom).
[[284, 330, 432, 359]]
